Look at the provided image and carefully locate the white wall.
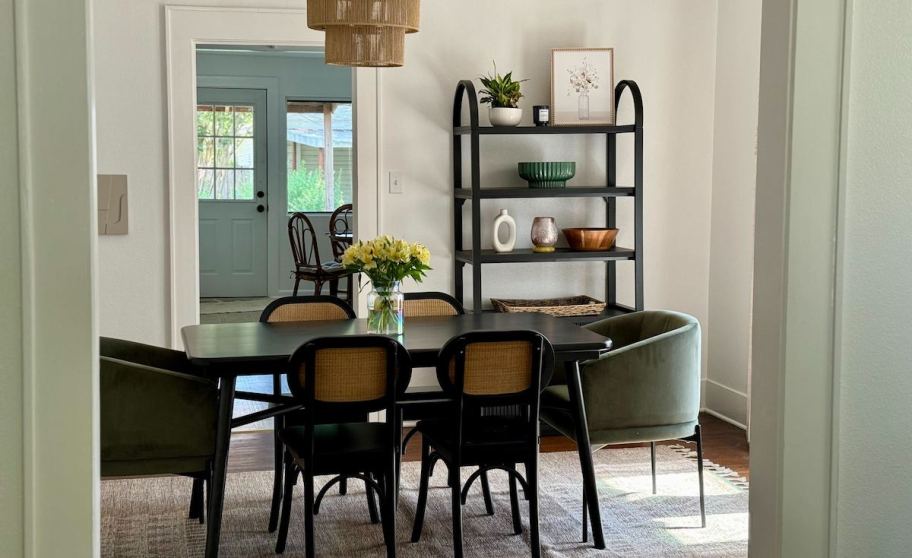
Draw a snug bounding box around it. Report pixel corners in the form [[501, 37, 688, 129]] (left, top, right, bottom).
[[378, 0, 718, 357], [705, 1, 762, 428], [834, 1, 912, 554], [94, 0, 760, 421]]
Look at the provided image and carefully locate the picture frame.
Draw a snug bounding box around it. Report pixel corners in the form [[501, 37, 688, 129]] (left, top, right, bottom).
[[550, 48, 615, 126]]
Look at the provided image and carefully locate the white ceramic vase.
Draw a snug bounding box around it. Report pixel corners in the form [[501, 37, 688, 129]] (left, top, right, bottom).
[[492, 209, 517, 253], [489, 107, 522, 127]]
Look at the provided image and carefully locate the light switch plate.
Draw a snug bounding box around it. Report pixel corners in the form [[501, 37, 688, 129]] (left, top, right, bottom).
[[98, 174, 128, 235], [389, 171, 403, 194]]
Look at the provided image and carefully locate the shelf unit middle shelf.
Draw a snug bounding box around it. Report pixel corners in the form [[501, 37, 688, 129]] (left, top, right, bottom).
[[454, 186, 635, 200], [455, 247, 636, 265]]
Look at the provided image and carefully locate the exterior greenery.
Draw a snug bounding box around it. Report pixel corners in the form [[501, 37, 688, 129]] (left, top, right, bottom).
[[287, 167, 347, 213]]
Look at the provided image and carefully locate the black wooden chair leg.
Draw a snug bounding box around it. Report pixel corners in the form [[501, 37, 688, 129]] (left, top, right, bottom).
[[189, 477, 204, 523], [695, 425, 706, 528], [292, 276, 301, 296], [383, 456, 397, 558], [651, 441, 657, 495], [480, 470, 495, 516], [581, 487, 588, 542], [367, 473, 381, 524], [275, 460, 297, 554], [304, 464, 316, 558], [313, 280, 323, 296], [340, 477, 348, 495], [410, 439, 432, 542], [268, 378, 285, 533], [508, 465, 522, 535], [329, 279, 339, 298], [450, 465, 464, 558], [527, 456, 541, 558]]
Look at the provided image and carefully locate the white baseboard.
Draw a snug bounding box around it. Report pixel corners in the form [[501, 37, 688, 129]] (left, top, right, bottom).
[[702, 378, 749, 429]]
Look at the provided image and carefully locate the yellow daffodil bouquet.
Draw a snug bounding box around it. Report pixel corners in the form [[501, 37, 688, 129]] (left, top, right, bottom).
[[341, 236, 431, 334]]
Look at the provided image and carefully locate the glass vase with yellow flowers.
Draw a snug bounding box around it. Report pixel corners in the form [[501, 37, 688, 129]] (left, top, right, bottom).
[[342, 236, 432, 335]]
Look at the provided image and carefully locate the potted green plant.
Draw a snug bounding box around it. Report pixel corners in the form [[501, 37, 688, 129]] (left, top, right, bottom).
[[479, 63, 527, 126]]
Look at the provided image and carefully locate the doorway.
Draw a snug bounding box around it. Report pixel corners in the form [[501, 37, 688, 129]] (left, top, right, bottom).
[[193, 46, 355, 325]]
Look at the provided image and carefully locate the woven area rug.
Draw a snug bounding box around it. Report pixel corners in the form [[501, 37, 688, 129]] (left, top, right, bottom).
[[101, 445, 748, 557]]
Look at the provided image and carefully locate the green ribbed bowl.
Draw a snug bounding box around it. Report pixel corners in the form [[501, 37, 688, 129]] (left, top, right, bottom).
[[517, 162, 576, 189]]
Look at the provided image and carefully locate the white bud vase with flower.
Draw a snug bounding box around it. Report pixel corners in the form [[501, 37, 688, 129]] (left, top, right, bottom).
[[567, 57, 599, 120], [342, 235, 432, 336]]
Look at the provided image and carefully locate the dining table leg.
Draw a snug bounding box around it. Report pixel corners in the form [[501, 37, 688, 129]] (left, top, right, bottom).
[[205, 373, 236, 558], [565, 360, 605, 550]]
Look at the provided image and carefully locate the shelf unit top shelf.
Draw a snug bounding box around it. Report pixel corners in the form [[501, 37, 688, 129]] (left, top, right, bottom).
[[456, 247, 635, 265], [454, 124, 637, 135], [455, 186, 635, 200]]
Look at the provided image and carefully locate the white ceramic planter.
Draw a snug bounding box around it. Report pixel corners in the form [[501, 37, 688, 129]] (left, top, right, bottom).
[[489, 107, 522, 127], [492, 209, 517, 252]]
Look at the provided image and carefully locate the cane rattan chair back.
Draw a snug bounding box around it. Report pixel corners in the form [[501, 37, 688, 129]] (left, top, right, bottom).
[[260, 296, 355, 323], [402, 291, 464, 318]]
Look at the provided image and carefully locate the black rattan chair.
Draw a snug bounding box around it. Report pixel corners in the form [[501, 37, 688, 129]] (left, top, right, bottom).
[[275, 335, 412, 557], [410, 330, 554, 558]]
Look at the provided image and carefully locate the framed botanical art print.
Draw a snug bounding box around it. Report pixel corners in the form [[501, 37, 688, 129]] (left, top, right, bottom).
[[550, 48, 615, 126]]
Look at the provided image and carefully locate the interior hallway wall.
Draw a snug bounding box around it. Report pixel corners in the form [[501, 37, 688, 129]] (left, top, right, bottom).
[[705, 1, 762, 428]]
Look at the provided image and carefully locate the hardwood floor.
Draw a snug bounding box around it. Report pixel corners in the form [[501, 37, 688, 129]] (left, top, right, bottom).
[[228, 412, 749, 479]]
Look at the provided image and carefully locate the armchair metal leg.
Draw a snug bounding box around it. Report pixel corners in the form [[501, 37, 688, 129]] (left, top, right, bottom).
[[650, 442, 657, 495], [695, 425, 706, 528], [189, 477, 205, 524], [339, 477, 348, 496], [581, 487, 588, 543]]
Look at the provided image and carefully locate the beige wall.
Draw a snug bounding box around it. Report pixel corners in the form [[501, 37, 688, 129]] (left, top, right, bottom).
[[834, 1, 912, 554]]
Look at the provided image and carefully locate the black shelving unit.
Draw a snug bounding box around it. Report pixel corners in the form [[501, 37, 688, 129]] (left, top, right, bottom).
[[453, 79, 645, 319]]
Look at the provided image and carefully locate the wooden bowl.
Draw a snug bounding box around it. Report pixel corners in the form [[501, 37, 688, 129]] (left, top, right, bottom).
[[562, 228, 619, 251]]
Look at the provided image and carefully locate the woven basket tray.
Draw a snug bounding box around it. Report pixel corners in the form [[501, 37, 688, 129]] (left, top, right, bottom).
[[490, 295, 606, 317]]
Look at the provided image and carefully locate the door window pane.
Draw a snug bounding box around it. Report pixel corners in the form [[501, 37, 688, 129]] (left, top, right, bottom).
[[286, 101, 353, 212], [196, 103, 257, 201]]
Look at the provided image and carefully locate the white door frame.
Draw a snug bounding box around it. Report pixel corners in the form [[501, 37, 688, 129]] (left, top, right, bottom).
[[165, 6, 380, 347]]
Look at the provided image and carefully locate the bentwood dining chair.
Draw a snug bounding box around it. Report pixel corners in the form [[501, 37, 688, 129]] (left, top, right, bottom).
[[328, 203, 354, 301], [259, 296, 357, 533], [398, 293, 496, 515], [100, 337, 218, 524], [540, 310, 705, 540], [411, 331, 554, 558], [275, 335, 412, 557], [288, 212, 352, 298]]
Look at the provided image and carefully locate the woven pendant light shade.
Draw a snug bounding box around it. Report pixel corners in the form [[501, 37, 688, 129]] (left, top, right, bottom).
[[307, 0, 420, 67]]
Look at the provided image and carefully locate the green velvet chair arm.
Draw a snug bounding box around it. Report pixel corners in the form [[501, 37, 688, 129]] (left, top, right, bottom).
[[583, 312, 651, 350], [100, 336, 201, 376], [100, 356, 218, 466], [579, 315, 701, 432]]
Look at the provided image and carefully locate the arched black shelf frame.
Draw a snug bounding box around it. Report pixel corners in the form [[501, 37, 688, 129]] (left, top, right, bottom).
[[452, 79, 645, 318]]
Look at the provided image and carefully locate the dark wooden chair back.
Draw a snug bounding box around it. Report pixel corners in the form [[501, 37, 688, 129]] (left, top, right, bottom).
[[288, 212, 323, 270], [288, 335, 412, 423], [260, 296, 355, 323], [402, 291, 465, 318], [328, 203, 353, 262], [436, 331, 553, 443]]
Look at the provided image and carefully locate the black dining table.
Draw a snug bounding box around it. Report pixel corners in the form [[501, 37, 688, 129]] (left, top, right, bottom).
[[182, 311, 613, 557]]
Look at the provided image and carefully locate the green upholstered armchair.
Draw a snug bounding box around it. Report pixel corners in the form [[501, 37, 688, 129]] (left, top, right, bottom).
[[100, 337, 219, 522], [540, 310, 705, 534]]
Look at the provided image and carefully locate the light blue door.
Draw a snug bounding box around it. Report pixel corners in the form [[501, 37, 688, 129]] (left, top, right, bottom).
[[196, 88, 268, 297]]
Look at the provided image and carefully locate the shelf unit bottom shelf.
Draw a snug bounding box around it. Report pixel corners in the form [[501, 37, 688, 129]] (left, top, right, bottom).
[[477, 303, 635, 326]]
